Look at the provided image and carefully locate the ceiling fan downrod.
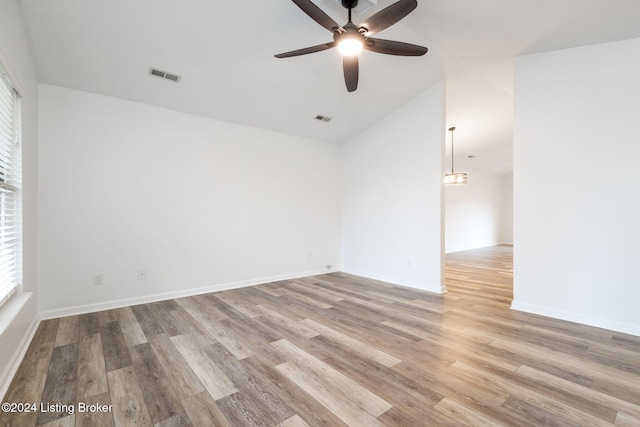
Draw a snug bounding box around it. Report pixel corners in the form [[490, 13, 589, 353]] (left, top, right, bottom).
[[342, 0, 358, 21]]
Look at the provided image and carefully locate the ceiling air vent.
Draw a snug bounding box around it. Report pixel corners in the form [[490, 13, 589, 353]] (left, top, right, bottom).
[[149, 67, 181, 83], [315, 114, 332, 122], [333, 0, 376, 15]]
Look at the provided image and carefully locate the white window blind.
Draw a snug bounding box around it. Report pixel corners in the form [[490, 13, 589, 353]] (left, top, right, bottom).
[[0, 61, 19, 306]]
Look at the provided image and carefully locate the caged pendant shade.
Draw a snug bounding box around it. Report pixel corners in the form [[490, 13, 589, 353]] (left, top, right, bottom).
[[444, 126, 468, 185]]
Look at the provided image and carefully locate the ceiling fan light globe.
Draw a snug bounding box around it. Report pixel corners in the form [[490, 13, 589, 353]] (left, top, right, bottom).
[[337, 38, 363, 56]]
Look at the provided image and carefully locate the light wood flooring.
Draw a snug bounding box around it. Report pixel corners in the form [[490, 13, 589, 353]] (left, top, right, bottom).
[[2, 245, 640, 426]]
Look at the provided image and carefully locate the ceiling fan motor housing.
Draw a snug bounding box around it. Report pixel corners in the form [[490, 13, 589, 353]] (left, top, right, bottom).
[[334, 22, 365, 40]]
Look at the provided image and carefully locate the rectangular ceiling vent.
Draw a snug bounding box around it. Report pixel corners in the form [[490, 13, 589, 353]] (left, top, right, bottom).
[[333, 0, 376, 15], [315, 114, 333, 122], [149, 67, 181, 83]]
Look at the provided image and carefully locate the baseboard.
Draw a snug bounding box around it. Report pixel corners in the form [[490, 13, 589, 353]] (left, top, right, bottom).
[[340, 267, 444, 294], [40, 267, 340, 320], [0, 305, 40, 401], [511, 301, 640, 337]]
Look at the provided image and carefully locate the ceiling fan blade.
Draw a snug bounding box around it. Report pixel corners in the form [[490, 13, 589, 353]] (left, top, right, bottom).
[[359, 0, 417, 35], [291, 0, 343, 33], [364, 38, 427, 56], [343, 55, 359, 92], [274, 41, 336, 58]]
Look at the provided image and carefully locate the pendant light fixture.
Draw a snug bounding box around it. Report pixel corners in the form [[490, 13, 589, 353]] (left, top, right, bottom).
[[444, 126, 468, 185]]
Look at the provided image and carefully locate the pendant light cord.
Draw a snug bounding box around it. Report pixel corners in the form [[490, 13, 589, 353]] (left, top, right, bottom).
[[449, 126, 456, 174]]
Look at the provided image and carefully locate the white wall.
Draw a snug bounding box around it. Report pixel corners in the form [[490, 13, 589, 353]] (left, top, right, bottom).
[[513, 38, 640, 336], [444, 169, 506, 253], [341, 82, 445, 292], [38, 85, 341, 316], [0, 0, 40, 399], [499, 173, 513, 245]]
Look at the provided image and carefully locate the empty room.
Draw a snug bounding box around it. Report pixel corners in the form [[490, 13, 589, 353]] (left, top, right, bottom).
[[1, 0, 640, 425]]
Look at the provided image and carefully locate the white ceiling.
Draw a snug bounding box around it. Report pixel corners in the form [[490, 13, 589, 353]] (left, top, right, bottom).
[[18, 0, 640, 175]]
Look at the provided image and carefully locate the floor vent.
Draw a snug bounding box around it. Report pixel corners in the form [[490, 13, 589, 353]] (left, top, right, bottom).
[[149, 67, 181, 83]]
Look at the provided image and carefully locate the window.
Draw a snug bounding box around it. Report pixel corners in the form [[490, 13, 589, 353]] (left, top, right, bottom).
[[0, 60, 20, 306]]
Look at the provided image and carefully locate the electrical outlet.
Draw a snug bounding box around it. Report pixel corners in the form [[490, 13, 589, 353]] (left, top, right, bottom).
[[137, 269, 147, 280], [93, 273, 104, 286]]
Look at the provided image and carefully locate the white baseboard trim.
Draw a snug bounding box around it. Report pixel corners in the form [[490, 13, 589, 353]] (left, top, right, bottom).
[[511, 301, 640, 337], [40, 268, 339, 320], [340, 268, 444, 294], [0, 306, 40, 401]]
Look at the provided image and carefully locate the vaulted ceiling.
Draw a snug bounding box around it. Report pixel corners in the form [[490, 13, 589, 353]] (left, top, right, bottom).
[[18, 0, 640, 174]]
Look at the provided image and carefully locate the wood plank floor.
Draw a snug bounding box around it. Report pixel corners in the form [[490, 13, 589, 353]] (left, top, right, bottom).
[[3, 245, 640, 426]]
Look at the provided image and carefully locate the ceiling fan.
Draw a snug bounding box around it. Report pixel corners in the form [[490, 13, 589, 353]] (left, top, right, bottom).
[[274, 0, 428, 92]]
